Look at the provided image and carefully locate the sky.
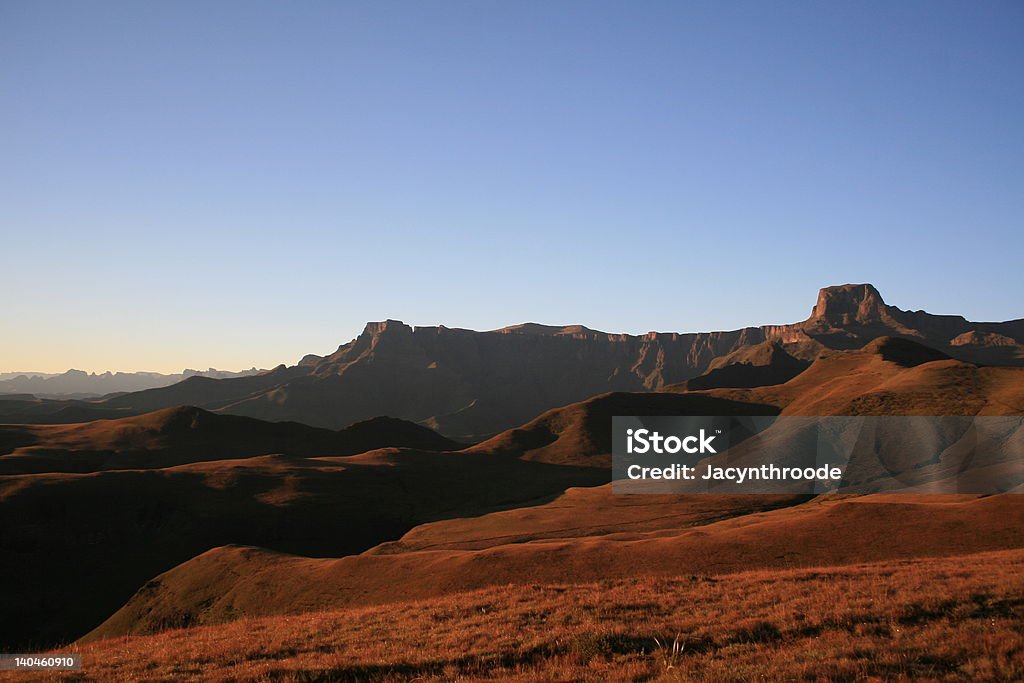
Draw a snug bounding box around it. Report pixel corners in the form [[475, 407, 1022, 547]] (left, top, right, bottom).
[[2, 1, 1022, 373]]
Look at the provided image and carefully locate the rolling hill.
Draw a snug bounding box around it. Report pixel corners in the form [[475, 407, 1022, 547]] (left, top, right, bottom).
[[0, 406, 460, 474], [0, 439, 606, 649], [84, 494, 1024, 642]]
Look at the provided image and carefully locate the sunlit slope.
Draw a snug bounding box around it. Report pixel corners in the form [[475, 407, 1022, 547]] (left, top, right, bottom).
[[86, 493, 1024, 641]]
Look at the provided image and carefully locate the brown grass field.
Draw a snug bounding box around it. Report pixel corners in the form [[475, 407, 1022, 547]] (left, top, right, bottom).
[[9, 549, 1023, 682], [78, 492, 1024, 644]]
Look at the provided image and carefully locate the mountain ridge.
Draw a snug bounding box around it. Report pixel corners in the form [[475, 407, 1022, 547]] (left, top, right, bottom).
[[81, 284, 1024, 439], [0, 367, 265, 399]]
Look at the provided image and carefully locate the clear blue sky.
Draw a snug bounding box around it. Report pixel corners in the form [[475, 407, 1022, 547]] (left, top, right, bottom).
[[2, 1, 1022, 372]]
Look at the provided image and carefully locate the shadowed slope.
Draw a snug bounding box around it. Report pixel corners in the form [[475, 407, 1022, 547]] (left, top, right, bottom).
[[0, 398, 136, 425], [0, 449, 606, 650], [683, 341, 811, 390], [467, 393, 779, 466]]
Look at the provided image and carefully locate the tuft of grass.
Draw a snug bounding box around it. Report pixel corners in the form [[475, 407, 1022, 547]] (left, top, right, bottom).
[[653, 631, 686, 671]]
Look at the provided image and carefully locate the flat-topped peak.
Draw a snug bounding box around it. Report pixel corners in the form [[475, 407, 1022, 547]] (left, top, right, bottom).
[[497, 323, 599, 336], [361, 320, 413, 336], [810, 283, 888, 325]]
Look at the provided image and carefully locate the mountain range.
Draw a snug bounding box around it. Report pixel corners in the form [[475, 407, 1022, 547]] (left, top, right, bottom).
[[79, 283, 1024, 440], [0, 367, 265, 399]]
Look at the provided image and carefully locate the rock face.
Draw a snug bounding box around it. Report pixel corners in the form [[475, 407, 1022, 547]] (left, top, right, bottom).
[[950, 331, 1018, 347], [98, 284, 1024, 439], [795, 283, 1024, 363], [809, 283, 890, 326], [207, 321, 775, 438]]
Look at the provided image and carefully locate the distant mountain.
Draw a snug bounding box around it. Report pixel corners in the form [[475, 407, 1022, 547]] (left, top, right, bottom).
[[94, 285, 1022, 438], [0, 367, 265, 398], [0, 372, 59, 382], [96, 284, 1015, 438], [99, 364, 308, 412], [86, 284, 1024, 440]]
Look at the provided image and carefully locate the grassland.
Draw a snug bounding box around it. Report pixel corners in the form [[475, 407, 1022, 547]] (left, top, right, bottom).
[[13, 549, 1023, 682]]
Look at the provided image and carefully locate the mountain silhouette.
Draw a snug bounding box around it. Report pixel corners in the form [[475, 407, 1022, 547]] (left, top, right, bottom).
[[0, 368, 264, 398], [90, 284, 1022, 440]]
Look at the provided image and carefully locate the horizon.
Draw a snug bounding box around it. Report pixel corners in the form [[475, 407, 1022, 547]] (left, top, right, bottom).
[[4, 280, 1023, 374], [3, 2, 1022, 373]]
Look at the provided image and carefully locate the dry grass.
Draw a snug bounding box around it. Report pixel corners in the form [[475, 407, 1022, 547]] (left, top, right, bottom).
[[12, 549, 1024, 682]]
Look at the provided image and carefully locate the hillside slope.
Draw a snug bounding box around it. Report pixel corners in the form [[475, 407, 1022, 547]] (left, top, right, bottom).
[[0, 446, 606, 650], [681, 336, 1024, 417], [85, 494, 1024, 641], [25, 550, 1019, 682]]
